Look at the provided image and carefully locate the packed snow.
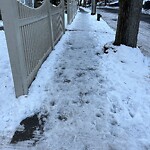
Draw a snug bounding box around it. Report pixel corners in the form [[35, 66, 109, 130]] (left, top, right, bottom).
[[0, 7, 150, 150]]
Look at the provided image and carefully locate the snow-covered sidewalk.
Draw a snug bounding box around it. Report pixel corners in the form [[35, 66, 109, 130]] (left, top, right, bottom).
[[0, 8, 150, 150]]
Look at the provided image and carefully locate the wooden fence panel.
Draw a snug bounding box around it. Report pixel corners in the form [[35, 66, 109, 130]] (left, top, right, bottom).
[[0, 0, 65, 97]]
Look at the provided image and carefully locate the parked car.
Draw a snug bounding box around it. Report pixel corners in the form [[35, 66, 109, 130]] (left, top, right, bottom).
[[143, 1, 150, 9]]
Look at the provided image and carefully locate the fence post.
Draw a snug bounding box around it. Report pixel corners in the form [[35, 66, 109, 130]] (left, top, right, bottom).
[[62, 0, 65, 33], [67, 0, 70, 24], [46, 0, 54, 49], [0, 0, 27, 97]]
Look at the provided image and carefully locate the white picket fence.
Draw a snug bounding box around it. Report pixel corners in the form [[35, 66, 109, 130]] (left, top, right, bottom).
[[0, 0, 77, 97]]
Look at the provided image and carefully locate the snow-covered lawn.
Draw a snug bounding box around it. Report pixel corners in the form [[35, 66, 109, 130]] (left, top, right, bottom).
[[0, 8, 150, 149]]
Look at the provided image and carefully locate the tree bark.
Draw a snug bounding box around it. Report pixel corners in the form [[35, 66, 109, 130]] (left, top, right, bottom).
[[114, 0, 143, 48]]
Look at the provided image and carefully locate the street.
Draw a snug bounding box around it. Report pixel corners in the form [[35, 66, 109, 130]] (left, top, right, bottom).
[[97, 7, 150, 56]]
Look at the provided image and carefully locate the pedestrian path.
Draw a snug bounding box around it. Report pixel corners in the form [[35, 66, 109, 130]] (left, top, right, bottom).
[[31, 8, 116, 150]]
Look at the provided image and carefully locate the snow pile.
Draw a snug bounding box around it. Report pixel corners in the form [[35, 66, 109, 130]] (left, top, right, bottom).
[[0, 8, 150, 150], [101, 43, 150, 148], [142, 8, 150, 15], [108, 0, 119, 6]]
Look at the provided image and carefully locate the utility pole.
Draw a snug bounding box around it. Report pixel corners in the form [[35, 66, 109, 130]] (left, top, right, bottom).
[[104, 0, 107, 6], [91, 0, 96, 15]]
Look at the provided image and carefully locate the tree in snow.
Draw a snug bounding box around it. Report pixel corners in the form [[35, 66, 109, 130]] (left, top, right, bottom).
[[114, 0, 143, 48], [91, 0, 96, 15]]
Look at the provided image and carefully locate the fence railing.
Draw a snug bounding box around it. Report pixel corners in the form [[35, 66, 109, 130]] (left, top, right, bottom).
[[67, 0, 78, 24]]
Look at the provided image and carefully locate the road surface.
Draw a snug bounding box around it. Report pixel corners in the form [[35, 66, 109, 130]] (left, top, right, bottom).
[[97, 7, 150, 56]]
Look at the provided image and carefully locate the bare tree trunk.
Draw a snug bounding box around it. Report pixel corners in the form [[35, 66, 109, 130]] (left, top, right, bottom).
[[114, 0, 143, 48], [91, 0, 96, 15], [104, 0, 107, 6]]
